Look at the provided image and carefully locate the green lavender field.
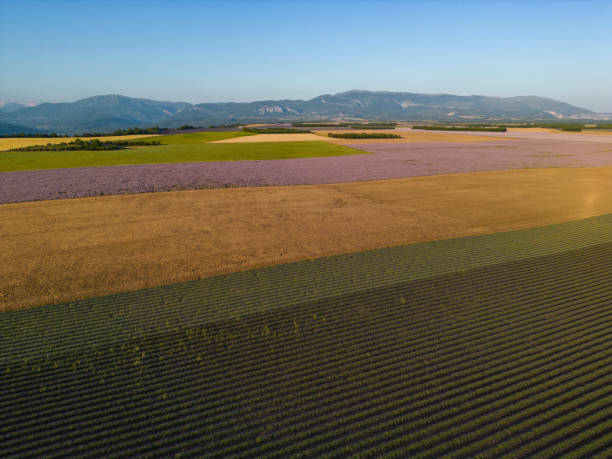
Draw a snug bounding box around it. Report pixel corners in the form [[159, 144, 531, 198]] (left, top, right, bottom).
[[1, 215, 611, 457]]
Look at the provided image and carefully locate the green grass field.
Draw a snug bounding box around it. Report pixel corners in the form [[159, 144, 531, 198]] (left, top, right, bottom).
[[0, 140, 363, 172], [2, 215, 611, 457]]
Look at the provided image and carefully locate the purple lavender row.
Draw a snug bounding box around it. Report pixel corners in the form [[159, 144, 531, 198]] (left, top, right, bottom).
[[2, 138, 612, 204]]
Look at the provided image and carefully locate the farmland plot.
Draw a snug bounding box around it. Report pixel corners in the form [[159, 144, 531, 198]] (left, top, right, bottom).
[[3, 135, 612, 203], [4, 170, 612, 311], [1, 217, 611, 457]]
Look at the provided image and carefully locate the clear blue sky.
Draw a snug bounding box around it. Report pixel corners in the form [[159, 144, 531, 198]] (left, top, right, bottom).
[[1, 0, 611, 112]]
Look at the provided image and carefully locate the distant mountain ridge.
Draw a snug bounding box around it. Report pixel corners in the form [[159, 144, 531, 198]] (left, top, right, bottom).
[[0, 122, 46, 135], [0, 102, 29, 114], [0, 90, 602, 134], [0, 95, 190, 134]]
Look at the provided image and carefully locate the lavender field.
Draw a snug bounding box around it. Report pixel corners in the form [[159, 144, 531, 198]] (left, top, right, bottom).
[[2, 137, 612, 204]]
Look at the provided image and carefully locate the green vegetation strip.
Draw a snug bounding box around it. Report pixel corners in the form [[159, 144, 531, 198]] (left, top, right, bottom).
[[2, 213, 612, 365], [1, 226, 610, 456], [0, 140, 361, 172]]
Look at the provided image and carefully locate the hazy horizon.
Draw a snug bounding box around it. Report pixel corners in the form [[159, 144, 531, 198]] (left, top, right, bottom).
[[1, 0, 611, 112]]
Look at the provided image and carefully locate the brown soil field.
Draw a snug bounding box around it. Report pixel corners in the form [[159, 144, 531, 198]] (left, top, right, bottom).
[[3, 166, 612, 311], [0, 135, 159, 151], [212, 133, 324, 143]]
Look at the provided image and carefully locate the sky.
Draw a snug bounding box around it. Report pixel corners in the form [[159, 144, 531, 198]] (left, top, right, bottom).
[[1, 0, 611, 112]]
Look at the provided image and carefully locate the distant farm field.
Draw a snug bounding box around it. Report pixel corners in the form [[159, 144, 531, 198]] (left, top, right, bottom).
[[0, 134, 160, 151], [2, 125, 612, 456], [213, 133, 324, 143], [317, 129, 510, 143], [142, 131, 253, 144], [0, 141, 362, 172], [3, 166, 612, 310], [3, 130, 612, 203]]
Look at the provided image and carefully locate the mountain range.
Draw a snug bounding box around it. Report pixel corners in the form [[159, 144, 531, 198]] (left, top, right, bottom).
[[0, 90, 604, 134]]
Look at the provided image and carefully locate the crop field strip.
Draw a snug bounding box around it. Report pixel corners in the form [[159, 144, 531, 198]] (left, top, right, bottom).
[[1, 255, 608, 456], [3, 213, 612, 359], [3, 272, 608, 416], [3, 240, 611, 364], [4, 254, 610, 406], [0, 140, 363, 172], [0, 134, 163, 152], [2, 220, 612, 456], [3, 280, 608, 450], [0, 253, 608, 452], [3, 137, 611, 205]]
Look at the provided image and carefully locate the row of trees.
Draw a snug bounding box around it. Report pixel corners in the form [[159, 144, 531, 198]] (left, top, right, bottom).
[[0, 126, 161, 138], [0, 132, 69, 138], [10, 138, 161, 151]]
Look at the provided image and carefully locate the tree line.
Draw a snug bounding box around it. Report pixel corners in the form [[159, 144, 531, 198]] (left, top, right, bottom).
[[10, 138, 161, 152], [0, 126, 161, 138]]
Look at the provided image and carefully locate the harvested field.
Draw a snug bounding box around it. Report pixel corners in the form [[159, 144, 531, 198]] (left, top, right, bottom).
[[580, 130, 612, 135], [403, 128, 612, 144], [143, 130, 252, 144], [2, 216, 611, 456], [212, 133, 324, 143], [317, 129, 511, 143], [507, 127, 612, 136], [0, 135, 159, 152], [3, 166, 612, 310], [3, 137, 612, 203], [158, 127, 243, 134], [215, 130, 510, 144], [507, 128, 558, 133]]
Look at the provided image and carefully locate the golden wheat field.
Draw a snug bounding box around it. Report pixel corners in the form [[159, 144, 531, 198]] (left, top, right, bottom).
[[315, 129, 513, 143], [212, 133, 323, 143], [3, 166, 612, 311], [215, 129, 510, 144]]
